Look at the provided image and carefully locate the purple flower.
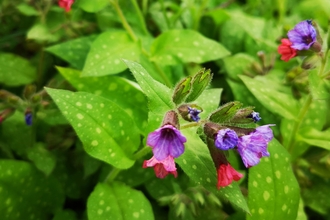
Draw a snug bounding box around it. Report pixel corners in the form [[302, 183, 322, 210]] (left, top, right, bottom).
[[147, 124, 187, 161], [215, 128, 238, 150], [249, 111, 261, 123], [287, 20, 316, 50], [188, 106, 202, 122], [25, 112, 33, 126], [237, 125, 274, 168]]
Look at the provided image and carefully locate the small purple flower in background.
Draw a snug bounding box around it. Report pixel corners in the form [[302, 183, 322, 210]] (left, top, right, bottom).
[[147, 124, 187, 161], [237, 125, 274, 168], [187, 106, 202, 122], [215, 128, 238, 150], [25, 112, 33, 126], [248, 111, 261, 123], [287, 20, 316, 50]]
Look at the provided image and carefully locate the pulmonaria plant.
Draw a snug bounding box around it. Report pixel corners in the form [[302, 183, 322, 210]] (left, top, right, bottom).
[[278, 20, 322, 62], [143, 69, 275, 188]]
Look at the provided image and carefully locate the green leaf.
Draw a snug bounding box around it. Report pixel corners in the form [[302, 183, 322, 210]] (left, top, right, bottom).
[[297, 127, 330, 150], [239, 75, 299, 120], [223, 53, 256, 81], [176, 129, 250, 213], [194, 88, 222, 119], [46, 88, 140, 169], [0, 53, 36, 86], [309, 69, 330, 100], [209, 101, 242, 123], [0, 160, 64, 220], [16, 3, 39, 16], [46, 35, 96, 69], [150, 29, 230, 65], [78, 0, 109, 12], [82, 31, 140, 77], [247, 139, 300, 220], [53, 209, 77, 220], [185, 69, 213, 102], [27, 23, 58, 42], [27, 142, 57, 176], [172, 77, 192, 105], [57, 67, 148, 132], [87, 182, 154, 220]]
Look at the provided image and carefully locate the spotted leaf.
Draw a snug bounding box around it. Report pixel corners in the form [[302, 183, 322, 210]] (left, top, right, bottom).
[[150, 29, 230, 65], [0, 160, 64, 220], [87, 182, 154, 220], [82, 31, 140, 77], [46, 88, 140, 169], [247, 139, 300, 220]]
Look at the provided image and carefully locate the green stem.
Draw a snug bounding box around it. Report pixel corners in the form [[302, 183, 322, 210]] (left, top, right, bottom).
[[287, 95, 312, 153], [181, 120, 206, 129], [142, 0, 148, 15], [110, 0, 138, 42], [160, 0, 170, 29], [133, 146, 151, 160], [130, 0, 149, 35]]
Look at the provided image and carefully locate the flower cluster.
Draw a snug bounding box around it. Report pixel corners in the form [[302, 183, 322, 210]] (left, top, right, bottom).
[[143, 96, 274, 189], [278, 20, 321, 62], [58, 0, 74, 12]]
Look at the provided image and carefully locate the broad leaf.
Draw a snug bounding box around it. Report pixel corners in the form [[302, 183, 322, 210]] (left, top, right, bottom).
[[240, 75, 298, 120], [209, 101, 242, 123], [87, 182, 154, 220], [46, 35, 96, 69], [309, 69, 330, 100], [78, 0, 109, 12], [57, 67, 148, 132], [150, 29, 230, 65], [297, 127, 330, 150], [223, 53, 256, 81], [0, 160, 64, 220], [82, 31, 140, 77], [0, 53, 36, 86], [46, 88, 140, 169], [247, 139, 300, 220]]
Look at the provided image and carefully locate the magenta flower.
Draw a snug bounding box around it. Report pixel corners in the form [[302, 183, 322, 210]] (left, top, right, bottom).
[[143, 156, 177, 178], [215, 128, 238, 150], [287, 20, 316, 50], [147, 124, 187, 161], [237, 125, 274, 168], [217, 163, 243, 189], [58, 0, 74, 12]]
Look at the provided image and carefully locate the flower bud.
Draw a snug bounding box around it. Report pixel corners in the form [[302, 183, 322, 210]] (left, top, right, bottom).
[[178, 104, 203, 122], [23, 84, 36, 100], [0, 108, 15, 123], [301, 54, 320, 69], [162, 110, 179, 129]]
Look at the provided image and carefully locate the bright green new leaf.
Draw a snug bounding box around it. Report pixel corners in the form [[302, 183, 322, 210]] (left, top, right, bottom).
[[57, 67, 148, 132], [185, 69, 213, 103], [297, 127, 330, 150], [0, 53, 36, 86], [27, 142, 57, 176], [240, 75, 298, 120], [46, 88, 140, 169], [82, 31, 140, 77], [150, 29, 230, 65], [27, 23, 58, 42], [16, 3, 39, 16], [46, 35, 96, 69], [87, 182, 154, 220], [247, 139, 300, 220], [78, 0, 109, 12], [0, 160, 64, 220], [209, 101, 242, 123], [172, 76, 192, 105]]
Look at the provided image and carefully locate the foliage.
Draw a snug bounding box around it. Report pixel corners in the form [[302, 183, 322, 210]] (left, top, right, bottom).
[[0, 0, 329, 219]]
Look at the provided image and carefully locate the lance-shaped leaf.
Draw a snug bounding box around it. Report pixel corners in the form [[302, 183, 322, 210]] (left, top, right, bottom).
[[172, 76, 192, 105], [0, 160, 64, 220], [209, 101, 242, 123], [229, 106, 257, 129], [247, 139, 300, 220], [46, 88, 140, 169], [297, 127, 330, 150], [185, 69, 213, 102], [87, 182, 154, 219]]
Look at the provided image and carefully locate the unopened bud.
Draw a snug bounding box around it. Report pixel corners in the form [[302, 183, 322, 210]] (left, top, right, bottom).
[[311, 41, 322, 53], [0, 108, 15, 123], [301, 55, 320, 69], [23, 84, 37, 99], [178, 104, 203, 122], [162, 110, 179, 129]]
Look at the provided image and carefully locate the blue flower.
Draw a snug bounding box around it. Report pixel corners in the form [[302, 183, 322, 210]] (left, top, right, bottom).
[[215, 128, 238, 150], [287, 20, 316, 50], [147, 124, 187, 161], [188, 106, 202, 122], [25, 112, 33, 126], [237, 125, 274, 168], [249, 111, 261, 123]]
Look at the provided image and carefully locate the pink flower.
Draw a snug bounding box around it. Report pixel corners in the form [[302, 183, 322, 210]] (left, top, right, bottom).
[[278, 38, 297, 62], [58, 0, 74, 12], [143, 156, 177, 178], [217, 163, 243, 189]]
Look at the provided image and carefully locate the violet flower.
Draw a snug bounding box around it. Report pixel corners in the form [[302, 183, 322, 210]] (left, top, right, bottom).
[[237, 125, 274, 168], [215, 128, 238, 150], [188, 106, 202, 122], [287, 20, 316, 50], [249, 111, 261, 123], [147, 124, 187, 161]]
